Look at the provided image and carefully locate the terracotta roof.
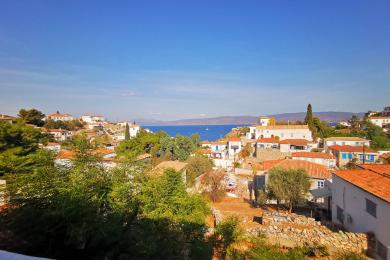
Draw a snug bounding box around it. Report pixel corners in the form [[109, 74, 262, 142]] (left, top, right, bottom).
[[380, 153, 390, 159], [0, 114, 16, 120], [48, 113, 72, 117], [46, 142, 60, 146], [256, 138, 280, 143], [369, 116, 390, 119], [357, 164, 390, 177], [334, 169, 390, 203], [325, 137, 369, 142], [270, 159, 331, 179], [255, 125, 309, 130], [292, 152, 335, 159], [279, 139, 309, 146], [56, 150, 75, 159], [154, 161, 188, 172], [328, 145, 375, 153], [93, 148, 115, 156], [228, 137, 241, 142], [253, 159, 286, 172], [46, 128, 70, 133]]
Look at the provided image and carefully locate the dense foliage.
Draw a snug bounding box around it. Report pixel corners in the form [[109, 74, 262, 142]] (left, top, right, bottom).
[[0, 122, 52, 176], [1, 140, 211, 259], [267, 167, 311, 212], [186, 154, 214, 186], [116, 129, 200, 161], [43, 118, 84, 131], [18, 108, 46, 126]]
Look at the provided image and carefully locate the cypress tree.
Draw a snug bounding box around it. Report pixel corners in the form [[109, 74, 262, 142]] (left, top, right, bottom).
[[305, 104, 318, 140], [304, 104, 313, 125], [124, 123, 130, 140]]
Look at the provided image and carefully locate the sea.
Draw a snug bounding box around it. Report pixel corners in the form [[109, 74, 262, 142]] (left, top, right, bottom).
[[143, 125, 248, 141]]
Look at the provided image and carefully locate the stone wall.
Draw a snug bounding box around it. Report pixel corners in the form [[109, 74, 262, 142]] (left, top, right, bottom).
[[249, 211, 368, 253]]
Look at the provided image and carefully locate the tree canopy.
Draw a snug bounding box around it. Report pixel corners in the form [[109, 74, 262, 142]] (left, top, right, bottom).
[[267, 167, 311, 212], [18, 108, 45, 126]]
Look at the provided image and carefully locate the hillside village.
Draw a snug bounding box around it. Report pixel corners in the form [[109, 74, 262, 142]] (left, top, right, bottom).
[[0, 104, 390, 260]]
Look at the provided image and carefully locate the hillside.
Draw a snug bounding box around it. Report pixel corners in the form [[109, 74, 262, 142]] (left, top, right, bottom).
[[136, 111, 364, 126]]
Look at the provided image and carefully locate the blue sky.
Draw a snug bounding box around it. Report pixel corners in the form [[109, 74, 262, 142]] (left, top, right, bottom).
[[0, 0, 389, 121]]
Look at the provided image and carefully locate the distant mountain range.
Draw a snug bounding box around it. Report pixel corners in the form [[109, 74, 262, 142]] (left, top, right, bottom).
[[135, 111, 365, 126]]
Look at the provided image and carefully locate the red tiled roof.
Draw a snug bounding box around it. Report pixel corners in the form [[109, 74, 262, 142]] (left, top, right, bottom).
[[279, 139, 309, 146], [48, 113, 72, 117], [334, 169, 390, 203], [292, 152, 335, 159], [357, 164, 390, 178], [56, 150, 75, 159], [0, 114, 16, 120], [253, 159, 285, 171], [328, 145, 375, 153], [369, 116, 390, 119], [256, 138, 280, 143], [380, 153, 390, 159], [228, 137, 241, 142], [271, 159, 331, 179]]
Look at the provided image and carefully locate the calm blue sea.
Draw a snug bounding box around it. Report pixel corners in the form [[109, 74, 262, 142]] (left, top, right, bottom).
[[143, 125, 248, 141]]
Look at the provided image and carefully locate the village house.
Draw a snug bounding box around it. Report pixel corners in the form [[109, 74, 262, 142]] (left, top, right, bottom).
[[369, 116, 390, 129], [227, 137, 242, 159], [55, 148, 117, 168], [332, 165, 390, 260], [279, 139, 317, 153], [246, 121, 313, 142], [112, 122, 141, 140], [324, 137, 370, 148], [0, 114, 16, 124], [40, 142, 61, 152], [46, 128, 73, 141], [201, 140, 228, 159], [154, 161, 188, 183], [256, 159, 332, 203], [80, 114, 106, 124], [255, 137, 279, 150], [47, 112, 74, 121], [328, 145, 379, 167], [291, 152, 336, 168]]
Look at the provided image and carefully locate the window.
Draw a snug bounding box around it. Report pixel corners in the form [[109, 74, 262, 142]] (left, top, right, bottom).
[[342, 153, 347, 159], [359, 154, 365, 161], [348, 153, 353, 159], [317, 181, 324, 188], [366, 198, 377, 218], [342, 142, 345, 145], [336, 206, 344, 223]]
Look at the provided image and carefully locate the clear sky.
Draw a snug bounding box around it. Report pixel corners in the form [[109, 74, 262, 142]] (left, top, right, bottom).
[[0, 0, 389, 121]]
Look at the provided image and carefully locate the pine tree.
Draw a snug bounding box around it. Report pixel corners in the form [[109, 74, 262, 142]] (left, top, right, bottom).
[[124, 123, 130, 140]]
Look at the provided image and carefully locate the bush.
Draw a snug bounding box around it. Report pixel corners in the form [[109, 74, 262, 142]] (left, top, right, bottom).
[[335, 251, 369, 260]]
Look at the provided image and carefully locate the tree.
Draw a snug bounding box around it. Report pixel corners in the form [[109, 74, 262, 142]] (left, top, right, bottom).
[[304, 104, 318, 140], [186, 154, 214, 186], [267, 167, 311, 212], [238, 144, 252, 159], [0, 122, 52, 176], [201, 169, 226, 202], [124, 123, 130, 140], [349, 115, 361, 133], [18, 108, 45, 126]]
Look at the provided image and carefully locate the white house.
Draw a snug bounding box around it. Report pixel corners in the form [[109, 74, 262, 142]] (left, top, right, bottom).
[[255, 137, 279, 149], [47, 112, 73, 121], [332, 165, 390, 260], [227, 138, 242, 159], [201, 140, 228, 159], [369, 116, 390, 129], [324, 137, 370, 148], [80, 115, 106, 124], [46, 129, 73, 141], [279, 139, 317, 153], [291, 152, 336, 168], [41, 142, 61, 152], [246, 125, 312, 141]]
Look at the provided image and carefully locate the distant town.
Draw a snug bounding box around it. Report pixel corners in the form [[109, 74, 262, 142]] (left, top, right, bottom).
[[0, 104, 389, 259]]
